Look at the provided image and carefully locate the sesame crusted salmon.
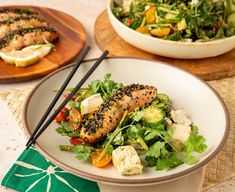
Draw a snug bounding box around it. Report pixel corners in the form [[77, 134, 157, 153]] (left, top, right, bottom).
[[0, 16, 49, 38], [80, 84, 157, 144], [0, 26, 59, 51], [0, 8, 38, 22]]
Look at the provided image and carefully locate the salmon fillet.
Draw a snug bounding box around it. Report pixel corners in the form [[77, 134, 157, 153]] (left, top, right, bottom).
[[0, 16, 49, 38], [80, 84, 157, 144], [0, 26, 59, 51]]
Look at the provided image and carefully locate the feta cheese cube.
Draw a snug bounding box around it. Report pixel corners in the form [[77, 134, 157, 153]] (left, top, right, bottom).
[[171, 123, 191, 143], [122, 0, 133, 13], [170, 109, 192, 125], [112, 145, 143, 175]]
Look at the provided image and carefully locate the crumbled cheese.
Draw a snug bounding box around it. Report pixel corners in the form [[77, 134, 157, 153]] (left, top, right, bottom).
[[170, 123, 191, 143], [112, 145, 143, 175], [169, 109, 192, 144], [170, 109, 192, 125], [122, 0, 133, 13]]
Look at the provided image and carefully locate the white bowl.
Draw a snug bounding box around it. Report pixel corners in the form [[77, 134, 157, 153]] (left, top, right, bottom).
[[107, 0, 235, 59], [23, 58, 229, 186]]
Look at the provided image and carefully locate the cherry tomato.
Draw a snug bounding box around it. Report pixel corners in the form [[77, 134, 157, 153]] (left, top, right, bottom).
[[91, 148, 112, 168], [69, 108, 83, 122], [68, 118, 81, 130], [68, 108, 83, 129], [126, 18, 133, 26], [70, 137, 83, 145], [55, 107, 68, 122]]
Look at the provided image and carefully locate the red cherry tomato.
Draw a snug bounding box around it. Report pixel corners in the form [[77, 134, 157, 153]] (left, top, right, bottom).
[[55, 107, 68, 122], [68, 108, 83, 129], [68, 118, 81, 130], [69, 108, 83, 121], [70, 137, 83, 145], [127, 18, 133, 26]]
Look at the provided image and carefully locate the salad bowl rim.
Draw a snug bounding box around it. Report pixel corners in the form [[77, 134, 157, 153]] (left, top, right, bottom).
[[107, 0, 235, 46]]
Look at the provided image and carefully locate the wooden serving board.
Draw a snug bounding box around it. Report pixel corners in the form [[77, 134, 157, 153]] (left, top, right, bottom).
[[0, 6, 87, 83], [95, 11, 235, 81]]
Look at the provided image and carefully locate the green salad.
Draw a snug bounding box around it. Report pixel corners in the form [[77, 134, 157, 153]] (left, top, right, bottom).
[[112, 0, 235, 42], [55, 74, 207, 175]]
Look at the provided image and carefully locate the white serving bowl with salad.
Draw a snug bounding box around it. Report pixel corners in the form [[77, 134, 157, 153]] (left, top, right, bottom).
[[107, 0, 235, 59], [23, 58, 229, 186]]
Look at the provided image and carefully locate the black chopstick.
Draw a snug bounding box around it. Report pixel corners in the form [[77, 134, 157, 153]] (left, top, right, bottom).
[[25, 45, 91, 147], [26, 50, 109, 148]]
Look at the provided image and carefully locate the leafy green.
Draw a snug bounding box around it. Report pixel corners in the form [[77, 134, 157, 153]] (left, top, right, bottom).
[[182, 154, 199, 165], [130, 108, 143, 122], [126, 125, 148, 150], [59, 145, 94, 161], [112, 131, 124, 145], [73, 145, 94, 161], [144, 125, 164, 141], [88, 73, 123, 100], [156, 153, 183, 170], [184, 126, 208, 153], [127, 125, 145, 139], [69, 100, 80, 109], [146, 141, 167, 158], [56, 127, 80, 137], [55, 122, 81, 137]]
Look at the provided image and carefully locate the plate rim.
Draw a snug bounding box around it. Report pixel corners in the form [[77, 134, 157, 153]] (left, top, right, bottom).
[[22, 57, 230, 185], [0, 5, 87, 83]]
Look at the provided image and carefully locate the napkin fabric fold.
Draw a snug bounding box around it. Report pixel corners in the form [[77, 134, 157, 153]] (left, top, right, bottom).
[[1, 147, 100, 192]]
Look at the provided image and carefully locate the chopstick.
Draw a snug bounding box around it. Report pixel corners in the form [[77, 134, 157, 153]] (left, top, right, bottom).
[[26, 50, 109, 148], [26, 45, 91, 147]]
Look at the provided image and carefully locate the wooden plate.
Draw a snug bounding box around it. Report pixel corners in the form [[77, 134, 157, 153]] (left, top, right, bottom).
[[94, 11, 235, 80], [0, 6, 87, 83]]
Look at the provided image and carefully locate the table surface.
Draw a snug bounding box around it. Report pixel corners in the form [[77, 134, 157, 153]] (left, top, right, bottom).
[[0, 1, 234, 192]]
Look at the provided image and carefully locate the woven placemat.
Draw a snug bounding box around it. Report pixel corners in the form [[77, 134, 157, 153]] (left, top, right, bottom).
[[0, 77, 235, 190]]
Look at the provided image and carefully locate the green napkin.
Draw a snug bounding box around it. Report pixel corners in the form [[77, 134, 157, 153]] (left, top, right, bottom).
[[1, 147, 100, 192]]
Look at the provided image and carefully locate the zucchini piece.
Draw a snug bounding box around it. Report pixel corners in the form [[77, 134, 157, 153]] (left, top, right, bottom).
[[142, 107, 165, 123], [228, 12, 235, 27], [157, 93, 169, 103]]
